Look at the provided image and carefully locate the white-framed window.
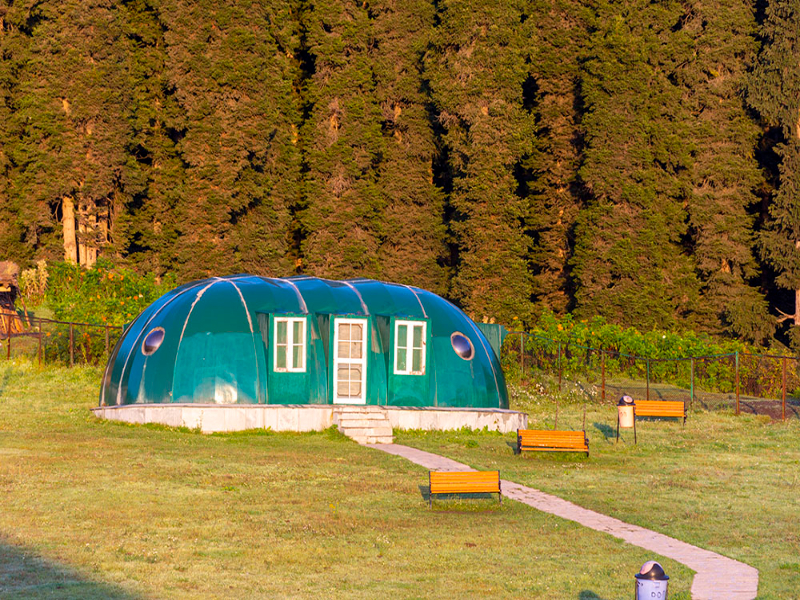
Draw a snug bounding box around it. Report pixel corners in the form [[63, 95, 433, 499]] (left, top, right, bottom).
[[394, 320, 426, 375], [273, 317, 306, 372]]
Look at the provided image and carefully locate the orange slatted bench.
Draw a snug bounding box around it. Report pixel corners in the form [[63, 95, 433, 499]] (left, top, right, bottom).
[[428, 470, 501, 507], [634, 400, 687, 425], [517, 429, 589, 456]]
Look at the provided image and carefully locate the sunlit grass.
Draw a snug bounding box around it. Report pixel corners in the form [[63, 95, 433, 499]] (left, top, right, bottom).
[[397, 388, 800, 599], [0, 361, 693, 598]]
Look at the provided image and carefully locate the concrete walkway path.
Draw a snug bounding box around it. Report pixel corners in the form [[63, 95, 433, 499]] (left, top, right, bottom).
[[368, 443, 759, 600]]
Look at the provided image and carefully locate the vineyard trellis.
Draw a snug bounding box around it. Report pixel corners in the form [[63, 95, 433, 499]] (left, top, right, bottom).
[[505, 332, 799, 421], [2, 313, 798, 420]]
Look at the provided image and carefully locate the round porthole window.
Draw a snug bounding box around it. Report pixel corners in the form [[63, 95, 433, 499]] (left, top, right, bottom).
[[142, 327, 165, 356], [451, 332, 474, 360]]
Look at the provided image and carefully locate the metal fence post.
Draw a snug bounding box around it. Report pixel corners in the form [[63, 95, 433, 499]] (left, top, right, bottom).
[[557, 342, 563, 392], [735, 352, 740, 415], [37, 317, 42, 366], [782, 356, 787, 421], [69, 323, 74, 367], [690, 358, 694, 411], [646, 359, 650, 401], [601, 351, 606, 402], [105, 324, 110, 358]]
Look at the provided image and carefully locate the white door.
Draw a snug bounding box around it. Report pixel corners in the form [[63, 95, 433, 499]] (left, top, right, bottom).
[[333, 318, 367, 404]]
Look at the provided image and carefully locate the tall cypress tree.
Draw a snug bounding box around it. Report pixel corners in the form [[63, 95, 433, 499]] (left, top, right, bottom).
[[428, 0, 535, 323], [526, 0, 589, 315], [5, 0, 131, 266], [573, 0, 701, 328], [371, 0, 447, 294], [748, 1, 800, 344], [158, 0, 301, 280], [679, 0, 771, 342], [299, 0, 385, 279], [0, 0, 24, 261], [112, 0, 187, 277]]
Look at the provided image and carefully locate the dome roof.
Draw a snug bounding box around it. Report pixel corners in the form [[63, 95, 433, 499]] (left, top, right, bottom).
[[101, 275, 508, 409]]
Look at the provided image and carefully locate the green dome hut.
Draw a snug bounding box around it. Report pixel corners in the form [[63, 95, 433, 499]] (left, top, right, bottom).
[[100, 276, 509, 410]]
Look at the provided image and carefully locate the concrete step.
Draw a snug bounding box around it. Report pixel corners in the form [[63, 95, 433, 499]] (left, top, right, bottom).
[[336, 418, 391, 428], [334, 406, 386, 413], [333, 406, 394, 445], [339, 426, 393, 437], [349, 434, 394, 445]]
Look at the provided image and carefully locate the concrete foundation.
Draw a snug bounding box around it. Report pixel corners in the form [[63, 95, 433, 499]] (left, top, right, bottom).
[[91, 404, 527, 434]]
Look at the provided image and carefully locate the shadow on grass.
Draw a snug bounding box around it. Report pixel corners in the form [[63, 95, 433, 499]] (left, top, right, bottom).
[[418, 485, 501, 508], [0, 538, 139, 599], [578, 591, 608, 600], [592, 422, 615, 440]]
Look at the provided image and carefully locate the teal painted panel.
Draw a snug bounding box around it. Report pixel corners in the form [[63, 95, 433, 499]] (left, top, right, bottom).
[[475, 323, 508, 359], [264, 313, 312, 405], [387, 316, 431, 407]]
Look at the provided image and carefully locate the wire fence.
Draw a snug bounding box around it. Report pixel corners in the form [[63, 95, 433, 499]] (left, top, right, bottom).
[[0, 313, 123, 367], [503, 332, 800, 421], [2, 312, 798, 420]]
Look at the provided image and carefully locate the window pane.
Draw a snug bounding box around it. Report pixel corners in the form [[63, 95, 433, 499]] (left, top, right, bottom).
[[412, 325, 423, 349], [338, 340, 350, 359], [293, 320, 303, 343], [293, 344, 303, 369], [337, 372, 350, 396], [339, 323, 350, 341], [276, 345, 287, 369], [349, 366, 362, 396], [276, 320, 287, 344], [350, 341, 362, 359], [351, 323, 362, 340], [397, 324, 408, 349], [396, 348, 407, 372], [412, 348, 422, 373]]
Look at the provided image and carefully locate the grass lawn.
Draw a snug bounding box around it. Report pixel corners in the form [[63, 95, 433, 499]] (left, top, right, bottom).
[[0, 362, 694, 599], [396, 383, 800, 600]]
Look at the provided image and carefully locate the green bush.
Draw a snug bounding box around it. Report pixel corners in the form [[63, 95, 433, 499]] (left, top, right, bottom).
[[35, 260, 176, 365], [45, 259, 175, 326]]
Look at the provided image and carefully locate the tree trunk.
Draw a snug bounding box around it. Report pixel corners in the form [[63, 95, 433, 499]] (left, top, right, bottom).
[[62, 197, 78, 264], [86, 210, 97, 267]]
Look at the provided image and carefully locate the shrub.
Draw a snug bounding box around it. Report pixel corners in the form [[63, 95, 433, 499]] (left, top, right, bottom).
[[45, 259, 175, 326]]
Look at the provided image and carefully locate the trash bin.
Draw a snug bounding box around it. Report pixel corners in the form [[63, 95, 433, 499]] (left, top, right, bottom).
[[635, 560, 669, 599], [618, 395, 635, 429]]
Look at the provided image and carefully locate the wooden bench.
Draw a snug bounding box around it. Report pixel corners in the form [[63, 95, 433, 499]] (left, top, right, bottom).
[[634, 400, 687, 424], [517, 429, 589, 456], [428, 470, 501, 507]]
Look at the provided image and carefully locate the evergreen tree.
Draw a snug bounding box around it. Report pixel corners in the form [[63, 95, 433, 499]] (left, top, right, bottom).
[[112, 0, 187, 277], [525, 0, 589, 315], [428, 0, 535, 323], [748, 0, 800, 344], [0, 0, 25, 261], [299, 0, 386, 279], [157, 0, 301, 280], [371, 0, 448, 294], [573, 0, 702, 329], [3, 0, 132, 266], [679, 0, 772, 343]]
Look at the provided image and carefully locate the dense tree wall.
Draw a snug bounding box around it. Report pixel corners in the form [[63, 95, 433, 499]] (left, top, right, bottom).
[[0, 0, 798, 345]]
